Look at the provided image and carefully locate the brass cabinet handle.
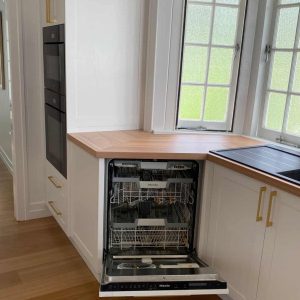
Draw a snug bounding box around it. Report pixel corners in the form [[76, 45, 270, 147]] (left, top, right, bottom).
[[256, 186, 267, 222], [48, 176, 62, 189], [266, 191, 277, 227], [46, 0, 56, 23], [48, 201, 62, 216]]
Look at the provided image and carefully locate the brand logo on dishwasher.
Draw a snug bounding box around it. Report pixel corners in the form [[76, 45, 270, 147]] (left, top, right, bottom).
[[159, 284, 171, 288]]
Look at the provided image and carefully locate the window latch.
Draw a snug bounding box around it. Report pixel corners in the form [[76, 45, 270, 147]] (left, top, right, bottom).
[[234, 43, 240, 59], [264, 45, 272, 63]]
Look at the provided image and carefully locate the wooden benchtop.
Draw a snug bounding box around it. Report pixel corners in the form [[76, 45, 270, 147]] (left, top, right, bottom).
[[68, 130, 300, 197], [68, 130, 263, 159]]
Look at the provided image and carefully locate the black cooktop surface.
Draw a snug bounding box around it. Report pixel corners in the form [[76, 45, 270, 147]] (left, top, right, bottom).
[[210, 145, 300, 185]]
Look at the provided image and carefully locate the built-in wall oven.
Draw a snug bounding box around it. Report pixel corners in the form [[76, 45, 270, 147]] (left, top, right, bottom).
[[100, 160, 228, 297], [43, 24, 67, 178]]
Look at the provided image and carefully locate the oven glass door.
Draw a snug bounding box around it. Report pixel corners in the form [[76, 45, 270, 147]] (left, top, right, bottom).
[[43, 43, 65, 95], [45, 104, 67, 178]]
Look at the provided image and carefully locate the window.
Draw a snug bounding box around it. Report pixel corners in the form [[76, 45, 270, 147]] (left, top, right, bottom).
[[177, 0, 247, 131], [259, 0, 300, 145]]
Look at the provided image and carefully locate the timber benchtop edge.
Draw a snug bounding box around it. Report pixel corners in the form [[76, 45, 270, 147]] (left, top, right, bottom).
[[68, 130, 300, 197]]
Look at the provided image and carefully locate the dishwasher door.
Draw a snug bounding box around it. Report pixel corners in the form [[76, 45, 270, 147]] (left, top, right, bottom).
[[100, 253, 228, 297]]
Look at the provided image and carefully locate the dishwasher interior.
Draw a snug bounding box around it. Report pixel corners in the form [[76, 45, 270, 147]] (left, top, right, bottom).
[[100, 159, 228, 296]]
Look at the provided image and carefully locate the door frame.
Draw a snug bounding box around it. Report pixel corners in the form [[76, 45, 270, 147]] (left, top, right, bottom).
[[6, 0, 28, 220]]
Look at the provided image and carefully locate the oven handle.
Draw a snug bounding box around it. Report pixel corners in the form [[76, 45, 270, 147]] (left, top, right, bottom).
[[59, 44, 65, 95]]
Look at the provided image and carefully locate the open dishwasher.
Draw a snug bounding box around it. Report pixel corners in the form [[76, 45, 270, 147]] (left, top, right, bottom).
[[100, 160, 228, 297]]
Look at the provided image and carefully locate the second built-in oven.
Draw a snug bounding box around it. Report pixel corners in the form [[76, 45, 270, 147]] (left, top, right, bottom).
[[100, 160, 228, 297], [45, 89, 66, 178]]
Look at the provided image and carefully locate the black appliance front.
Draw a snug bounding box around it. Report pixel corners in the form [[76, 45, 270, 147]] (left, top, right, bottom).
[[43, 25, 65, 95], [45, 104, 67, 178]]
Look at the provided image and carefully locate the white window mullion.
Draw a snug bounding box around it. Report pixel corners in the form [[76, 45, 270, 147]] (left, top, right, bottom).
[[201, 0, 216, 122], [182, 82, 231, 88], [281, 7, 300, 135], [185, 42, 235, 49], [226, 0, 247, 130], [258, 0, 279, 134]]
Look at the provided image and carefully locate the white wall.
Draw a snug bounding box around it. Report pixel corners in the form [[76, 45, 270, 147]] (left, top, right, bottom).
[[0, 0, 12, 171], [20, 0, 49, 219], [65, 0, 148, 133]]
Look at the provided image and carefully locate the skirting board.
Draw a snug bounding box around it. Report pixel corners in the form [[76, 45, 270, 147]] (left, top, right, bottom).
[[69, 236, 100, 283], [220, 294, 232, 300], [0, 146, 13, 174]]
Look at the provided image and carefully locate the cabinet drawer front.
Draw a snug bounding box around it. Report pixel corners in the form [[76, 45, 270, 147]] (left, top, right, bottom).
[[46, 181, 66, 214], [46, 161, 67, 196], [46, 161, 67, 228]]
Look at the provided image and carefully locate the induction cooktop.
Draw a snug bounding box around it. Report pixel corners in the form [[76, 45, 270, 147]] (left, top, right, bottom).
[[210, 145, 300, 186]]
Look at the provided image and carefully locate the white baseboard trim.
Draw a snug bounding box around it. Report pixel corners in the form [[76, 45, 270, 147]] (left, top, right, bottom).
[[0, 146, 13, 175], [69, 236, 100, 282], [26, 204, 51, 220], [220, 294, 232, 300]]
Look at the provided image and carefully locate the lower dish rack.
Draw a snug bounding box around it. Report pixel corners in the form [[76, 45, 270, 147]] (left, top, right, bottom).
[[109, 220, 189, 250]]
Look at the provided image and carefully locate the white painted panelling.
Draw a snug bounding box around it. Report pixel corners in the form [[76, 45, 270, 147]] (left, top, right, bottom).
[[0, 0, 13, 170], [21, 0, 49, 219], [65, 0, 147, 133], [69, 142, 101, 277]]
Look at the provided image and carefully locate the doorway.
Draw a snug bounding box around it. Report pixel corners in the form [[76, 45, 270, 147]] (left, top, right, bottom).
[[0, 1, 13, 173], [1, 0, 28, 221], [0, 1, 15, 221]]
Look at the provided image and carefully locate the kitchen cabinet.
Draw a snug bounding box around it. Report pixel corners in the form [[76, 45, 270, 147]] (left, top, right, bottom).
[[257, 189, 300, 300], [46, 160, 68, 233], [68, 141, 105, 280], [204, 164, 267, 300], [203, 163, 300, 300], [41, 0, 65, 27]]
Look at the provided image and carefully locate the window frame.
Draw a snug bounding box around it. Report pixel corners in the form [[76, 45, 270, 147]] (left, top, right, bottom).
[[258, 0, 300, 146], [176, 0, 248, 132]]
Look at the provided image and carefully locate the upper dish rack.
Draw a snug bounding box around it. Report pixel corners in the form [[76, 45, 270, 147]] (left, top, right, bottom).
[[110, 178, 194, 205], [109, 160, 196, 206]]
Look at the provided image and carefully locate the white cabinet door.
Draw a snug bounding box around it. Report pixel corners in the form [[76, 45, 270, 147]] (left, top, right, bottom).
[[206, 166, 267, 300], [257, 189, 300, 300], [68, 142, 104, 280], [41, 0, 65, 27]]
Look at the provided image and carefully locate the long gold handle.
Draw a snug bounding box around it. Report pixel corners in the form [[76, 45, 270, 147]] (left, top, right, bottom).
[[256, 186, 266, 222], [266, 191, 277, 227], [46, 0, 56, 23], [48, 201, 62, 216], [48, 176, 62, 189]]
